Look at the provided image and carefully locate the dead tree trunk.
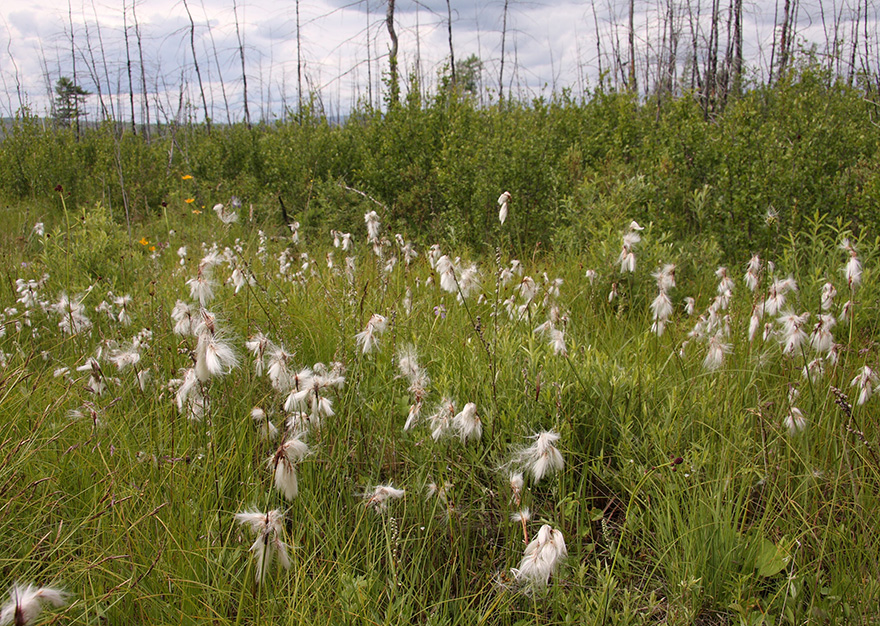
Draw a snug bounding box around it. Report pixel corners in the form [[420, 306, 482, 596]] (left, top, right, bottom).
[[446, 0, 456, 87], [68, 0, 82, 136], [366, 0, 373, 108], [386, 0, 400, 107], [183, 0, 210, 129], [202, 0, 232, 125], [90, 0, 116, 123], [863, 0, 874, 94], [4, 30, 25, 113], [732, 0, 742, 94], [627, 0, 637, 93], [296, 0, 303, 115], [778, 0, 792, 79], [132, 2, 151, 139], [848, 0, 860, 85], [82, 19, 110, 121], [499, 0, 509, 102], [233, 0, 251, 127], [591, 0, 604, 89], [698, 0, 720, 116], [123, 3, 138, 134]]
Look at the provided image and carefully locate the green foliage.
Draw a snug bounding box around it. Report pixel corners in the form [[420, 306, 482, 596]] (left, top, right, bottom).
[[1, 62, 877, 263], [43, 201, 129, 289], [1, 192, 880, 624], [53, 77, 90, 127]]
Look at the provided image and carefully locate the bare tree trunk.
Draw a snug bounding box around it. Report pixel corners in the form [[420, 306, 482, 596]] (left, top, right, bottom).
[[38, 42, 54, 125], [719, 0, 734, 104], [591, 0, 604, 89], [475, 3, 485, 105], [863, 0, 872, 91], [296, 0, 303, 115], [68, 0, 82, 135], [575, 33, 585, 95], [513, 31, 522, 99], [132, 2, 151, 139], [656, 0, 676, 97], [733, 0, 743, 94], [386, 0, 400, 107], [90, 0, 116, 123], [612, 18, 625, 89], [833, 0, 844, 75], [265, 34, 275, 122], [183, 0, 210, 128], [769, 0, 779, 83], [366, 0, 373, 109], [446, 0, 456, 87], [628, 0, 637, 92], [3, 28, 25, 113], [849, 0, 860, 85], [201, 0, 232, 125], [82, 19, 109, 121], [778, 0, 792, 78], [668, 0, 680, 93], [499, 0, 509, 102], [685, 0, 702, 92], [123, 3, 138, 134], [698, 0, 719, 115], [415, 2, 423, 95], [233, 0, 251, 127]]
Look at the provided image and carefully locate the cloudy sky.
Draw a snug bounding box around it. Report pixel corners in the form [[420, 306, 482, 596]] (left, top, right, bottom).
[[1, 0, 876, 122]]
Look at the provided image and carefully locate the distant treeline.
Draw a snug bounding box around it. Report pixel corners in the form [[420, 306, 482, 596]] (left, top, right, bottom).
[[1, 64, 878, 258]]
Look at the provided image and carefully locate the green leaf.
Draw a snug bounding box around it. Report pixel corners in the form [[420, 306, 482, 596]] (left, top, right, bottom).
[[755, 537, 789, 577]]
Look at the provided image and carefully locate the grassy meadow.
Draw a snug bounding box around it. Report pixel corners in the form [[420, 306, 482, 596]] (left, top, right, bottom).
[[0, 183, 878, 625]]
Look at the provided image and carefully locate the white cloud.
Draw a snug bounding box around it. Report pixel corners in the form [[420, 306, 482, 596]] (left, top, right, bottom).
[[0, 0, 876, 120]]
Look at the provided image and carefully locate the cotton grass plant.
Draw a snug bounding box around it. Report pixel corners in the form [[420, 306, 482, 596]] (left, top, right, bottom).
[[1, 201, 879, 625]]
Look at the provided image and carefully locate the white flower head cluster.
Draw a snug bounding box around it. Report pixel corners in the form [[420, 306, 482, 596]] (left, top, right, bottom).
[[744, 254, 762, 292], [533, 305, 568, 356], [54, 293, 92, 336], [331, 229, 353, 251], [514, 430, 564, 483], [15, 274, 49, 310], [820, 282, 837, 311], [185, 251, 222, 307], [193, 309, 238, 382], [362, 484, 405, 512], [251, 407, 279, 440], [233, 509, 291, 583], [650, 263, 676, 336], [283, 362, 344, 429], [511, 524, 567, 590], [0, 583, 67, 626], [617, 220, 644, 273], [364, 211, 381, 244], [355, 313, 388, 354], [270, 433, 310, 500], [498, 191, 511, 225], [398, 344, 430, 431], [212, 202, 239, 224], [776, 311, 810, 356], [436, 255, 458, 294], [452, 402, 482, 443], [840, 239, 862, 289], [851, 366, 878, 405]]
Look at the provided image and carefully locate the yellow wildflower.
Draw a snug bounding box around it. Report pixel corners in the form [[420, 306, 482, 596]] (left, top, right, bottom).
[[182, 174, 193, 180]]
